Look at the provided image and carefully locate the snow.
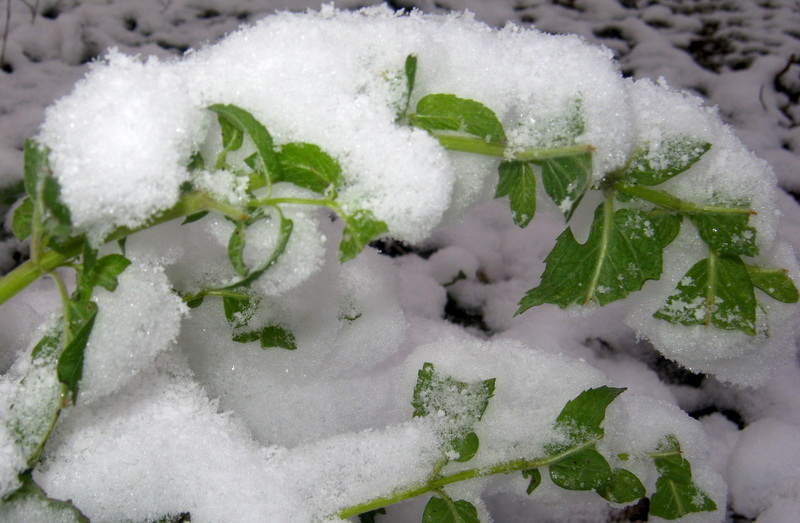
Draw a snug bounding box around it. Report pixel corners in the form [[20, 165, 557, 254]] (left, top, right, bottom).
[[0, 1, 799, 522]]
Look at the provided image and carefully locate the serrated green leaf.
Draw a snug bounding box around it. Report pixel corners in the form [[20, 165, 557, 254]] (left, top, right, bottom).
[[517, 202, 681, 313], [260, 324, 297, 350], [412, 363, 495, 421], [495, 161, 536, 227], [411, 94, 506, 144], [649, 436, 717, 519], [552, 386, 625, 447], [12, 196, 33, 241], [422, 496, 479, 523], [452, 431, 480, 462], [746, 266, 799, 303], [358, 508, 386, 523], [223, 293, 259, 329], [93, 254, 131, 292], [412, 363, 495, 459], [595, 468, 646, 503], [691, 211, 758, 256], [549, 448, 612, 491], [654, 253, 757, 335], [228, 221, 248, 276], [276, 142, 343, 194], [58, 300, 97, 401], [207, 104, 281, 181], [1, 472, 89, 522], [624, 137, 711, 186], [539, 152, 592, 221], [522, 468, 541, 495], [339, 209, 389, 262]]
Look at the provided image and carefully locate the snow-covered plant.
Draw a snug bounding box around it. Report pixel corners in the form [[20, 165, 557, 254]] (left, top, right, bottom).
[[1, 6, 798, 522]]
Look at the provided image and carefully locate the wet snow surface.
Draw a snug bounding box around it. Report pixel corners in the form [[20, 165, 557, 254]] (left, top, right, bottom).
[[0, 1, 799, 522]]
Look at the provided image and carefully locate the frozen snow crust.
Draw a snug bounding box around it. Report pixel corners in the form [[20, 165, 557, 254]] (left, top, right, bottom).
[[1, 4, 799, 522]]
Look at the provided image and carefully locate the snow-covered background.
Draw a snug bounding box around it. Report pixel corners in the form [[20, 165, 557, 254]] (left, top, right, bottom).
[[0, 1, 799, 522]]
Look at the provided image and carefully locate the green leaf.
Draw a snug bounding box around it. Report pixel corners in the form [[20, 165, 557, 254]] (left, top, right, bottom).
[[358, 508, 386, 523], [223, 293, 259, 329], [691, 211, 757, 256], [412, 363, 495, 460], [595, 468, 646, 503], [260, 324, 297, 350], [232, 331, 260, 343], [554, 386, 625, 437], [654, 253, 757, 335], [187, 151, 206, 171], [228, 221, 248, 276], [58, 300, 97, 401], [649, 436, 717, 519], [92, 254, 132, 292], [746, 266, 799, 303], [339, 209, 389, 262], [186, 297, 204, 309], [276, 142, 343, 194], [624, 137, 711, 186], [539, 152, 592, 221], [12, 196, 33, 241], [42, 175, 72, 238], [11, 325, 66, 465], [224, 214, 293, 289], [403, 54, 417, 114], [549, 386, 626, 452], [495, 161, 536, 227], [182, 211, 209, 224], [422, 496, 479, 523], [1, 472, 89, 522], [522, 468, 541, 495], [207, 104, 281, 181], [219, 114, 244, 153], [411, 94, 506, 144], [549, 447, 612, 491], [451, 431, 480, 462], [517, 202, 681, 313], [412, 363, 495, 421]]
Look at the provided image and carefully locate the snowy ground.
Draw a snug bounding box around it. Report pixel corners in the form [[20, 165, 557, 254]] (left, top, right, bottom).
[[0, 1, 799, 522]]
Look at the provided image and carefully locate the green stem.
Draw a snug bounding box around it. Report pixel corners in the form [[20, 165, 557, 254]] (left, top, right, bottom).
[[253, 196, 340, 214], [433, 134, 594, 162], [0, 191, 248, 306], [614, 184, 755, 215], [335, 439, 597, 520]]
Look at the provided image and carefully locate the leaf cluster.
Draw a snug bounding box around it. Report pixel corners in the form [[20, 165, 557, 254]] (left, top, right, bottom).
[[399, 58, 797, 334], [345, 366, 717, 522]]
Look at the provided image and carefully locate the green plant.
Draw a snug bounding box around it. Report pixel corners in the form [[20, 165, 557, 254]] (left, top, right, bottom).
[[0, 46, 795, 521]]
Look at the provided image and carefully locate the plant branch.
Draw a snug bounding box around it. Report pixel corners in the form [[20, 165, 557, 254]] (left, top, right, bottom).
[[614, 184, 755, 215], [0, 191, 248, 305], [335, 439, 598, 520], [433, 134, 593, 162]]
